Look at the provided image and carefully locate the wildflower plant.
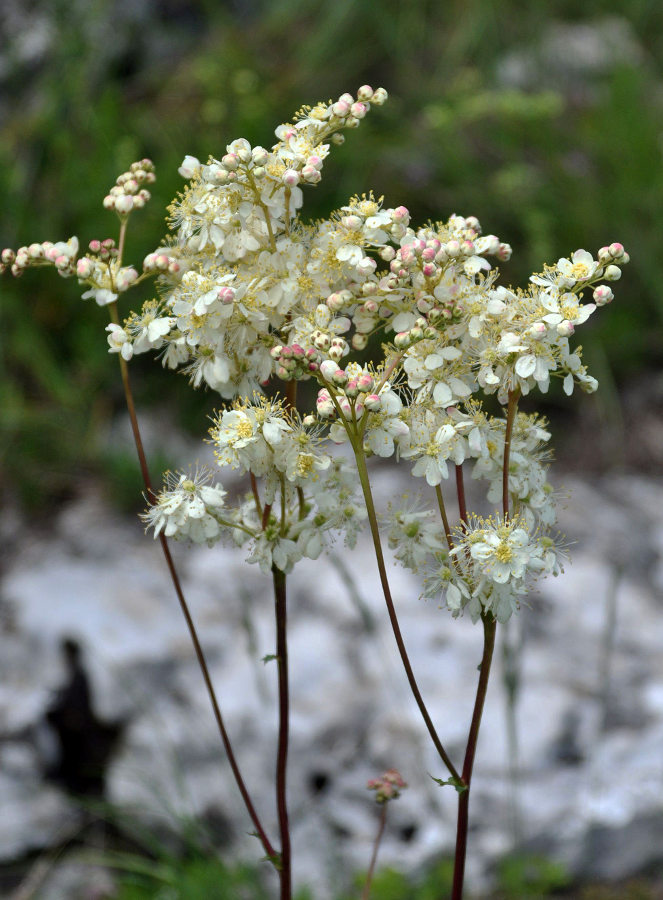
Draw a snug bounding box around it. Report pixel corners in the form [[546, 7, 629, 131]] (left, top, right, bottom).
[[2, 85, 629, 898]]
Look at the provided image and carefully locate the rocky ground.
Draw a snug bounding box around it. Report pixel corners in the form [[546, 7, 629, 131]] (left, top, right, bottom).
[[1, 460, 663, 898]]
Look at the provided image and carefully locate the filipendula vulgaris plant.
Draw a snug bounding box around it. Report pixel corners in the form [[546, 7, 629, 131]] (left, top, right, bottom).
[[2, 85, 629, 899]]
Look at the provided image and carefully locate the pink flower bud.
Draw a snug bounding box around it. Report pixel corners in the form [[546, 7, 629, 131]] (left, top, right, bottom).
[[76, 257, 94, 278], [155, 254, 170, 270], [218, 286, 235, 304], [357, 374, 374, 391], [497, 243, 512, 261], [608, 242, 624, 258], [357, 256, 376, 275], [327, 292, 344, 312], [102, 195, 115, 209], [392, 206, 409, 223], [421, 247, 436, 262], [320, 360, 340, 379], [332, 100, 350, 117], [1, 248, 15, 265], [301, 165, 321, 183], [363, 299, 378, 314], [307, 155, 323, 170], [446, 240, 461, 257], [364, 393, 382, 411], [357, 85, 374, 101], [423, 263, 437, 278], [89, 240, 102, 253], [114, 195, 134, 215], [168, 261, 180, 274], [282, 169, 300, 188], [593, 285, 613, 306], [556, 320, 575, 337], [339, 92, 354, 105], [352, 333, 368, 350], [370, 87, 388, 105], [342, 215, 362, 230], [222, 153, 239, 171], [54, 254, 69, 269], [252, 146, 270, 166], [350, 102, 367, 119]]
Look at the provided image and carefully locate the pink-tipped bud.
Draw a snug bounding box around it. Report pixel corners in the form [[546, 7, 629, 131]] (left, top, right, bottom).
[[291, 344, 305, 359], [357, 85, 373, 101], [446, 240, 461, 257], [422, 262, 437, 278], [332, 368, 348, 386], [342, 214, 362, 230], [598, 246, 611, 263], [461, 240, 475, 255], [1, 248, 15, 265], [301, 165, 321, 183], [363, 299, 378, 314], [556, 320, 575, 337], [282, 168, 300, 188], [307, 155, 323, 170], [392, 205, 409, 223], [54, 254, 69, 269], [332, 100, 350, 117], [218, 286, 235, 304], [155, 253, 170, 270], [364, 393, 382, 411], [412, 239, 426, 255], [89, 240, 102, 253], [394, 331, 411, 349], [222, 153, 239, 171], [76, 257, 94, 278], [370, 87, 388, 105], [362, 281, 378, 296], [102, 195, 115, 210], [608, 242, 624, 258], [593, 285, 614, 306], [252, 146, 270, 166], [350, 101, 367, 119], [327, 292, 345, 312], [497, 242, 512, 261], [168, 261, 180, 274], [421, 247, 436, 262], [357, 374, 374, 392], [528, 322, 547, 339], [320, 360, 340, 379], [357, 256, 376, 276]]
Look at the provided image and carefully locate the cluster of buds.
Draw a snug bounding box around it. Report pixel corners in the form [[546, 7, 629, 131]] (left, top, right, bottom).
[[270, 343, 320, 380], [143, 249, 181, 276], [316, 361, 383, 420], [1, 237, 80, 278], [367, 769, 407, 804], [103, 159, 155, 215]]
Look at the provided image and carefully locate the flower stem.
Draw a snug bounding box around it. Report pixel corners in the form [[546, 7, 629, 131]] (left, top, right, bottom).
[[435, 484, 455, 552], [451, 612, 497, 900], [352, 440, 460, 782], [455, 464, 468, 526], [273, 566, 292, 900], [107, 303, 276, 863], [361, 804, 388, 900]]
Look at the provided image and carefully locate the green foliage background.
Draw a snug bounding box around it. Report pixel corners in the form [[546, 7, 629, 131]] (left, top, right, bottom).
[[2, 0, 662, 506]]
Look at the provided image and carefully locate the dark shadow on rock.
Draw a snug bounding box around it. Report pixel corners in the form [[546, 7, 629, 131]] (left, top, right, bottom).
[[42, 637, 126, 797]]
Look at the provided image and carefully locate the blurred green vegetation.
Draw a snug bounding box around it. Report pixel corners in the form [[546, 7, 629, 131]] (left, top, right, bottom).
[[2, 0, 662, 507]]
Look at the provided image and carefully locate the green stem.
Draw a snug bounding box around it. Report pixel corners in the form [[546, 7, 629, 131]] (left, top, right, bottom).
[[435, 484, 454, 552], [352, 440, 460, 782]]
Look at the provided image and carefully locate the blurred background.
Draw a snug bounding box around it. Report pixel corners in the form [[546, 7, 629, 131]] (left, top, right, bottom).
[[1, 1, 663, 898]]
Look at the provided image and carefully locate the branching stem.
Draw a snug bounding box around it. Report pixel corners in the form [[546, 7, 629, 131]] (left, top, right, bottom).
[[107, 302, 276, 863]]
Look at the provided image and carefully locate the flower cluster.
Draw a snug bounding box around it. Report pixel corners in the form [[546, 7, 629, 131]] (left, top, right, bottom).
[[425, 515, 565, 623], [367, 769, 408, 804], [2, 86, 629, 627]]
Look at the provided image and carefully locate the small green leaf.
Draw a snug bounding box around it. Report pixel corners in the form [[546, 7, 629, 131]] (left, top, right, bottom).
[[262, 654, 277, 664], [430, 774, 468, 794]]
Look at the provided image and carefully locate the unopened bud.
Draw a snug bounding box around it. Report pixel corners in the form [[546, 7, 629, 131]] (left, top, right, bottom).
[[593, 285, 613, 306], [603, 265, 622, 282], [556, 320, 575, 337], [282, 169, 300, 188]]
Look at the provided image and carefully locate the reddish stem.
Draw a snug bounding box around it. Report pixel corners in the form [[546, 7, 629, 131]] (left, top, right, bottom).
[[273, 567, 292, 899]]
